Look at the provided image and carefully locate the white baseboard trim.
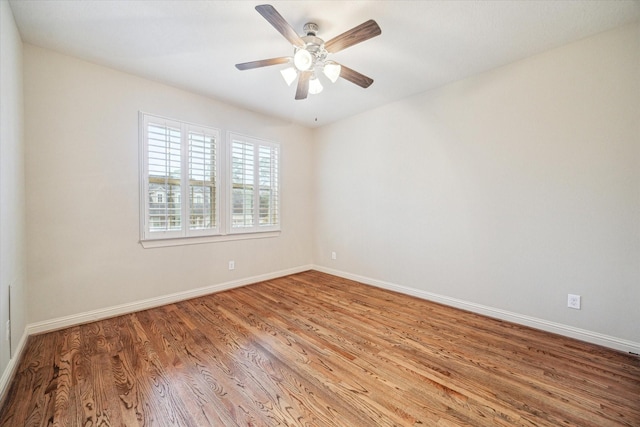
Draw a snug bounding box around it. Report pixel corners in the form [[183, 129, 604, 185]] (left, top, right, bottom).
[[0, 330, 29, 405], [313, 265, 640, 355], [27, 265, 313, 336]]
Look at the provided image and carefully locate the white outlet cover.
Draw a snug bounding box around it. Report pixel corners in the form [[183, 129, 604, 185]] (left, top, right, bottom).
[[567, 294, 581, 309]]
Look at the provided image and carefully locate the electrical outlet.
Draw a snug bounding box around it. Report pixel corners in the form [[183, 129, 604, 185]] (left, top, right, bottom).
[[331, 251, 337, 260], [567, 294, 581, 310], [228, 261, 235, 270]]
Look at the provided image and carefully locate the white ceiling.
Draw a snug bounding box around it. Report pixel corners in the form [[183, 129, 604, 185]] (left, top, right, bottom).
[[8, 0, 640, 128]]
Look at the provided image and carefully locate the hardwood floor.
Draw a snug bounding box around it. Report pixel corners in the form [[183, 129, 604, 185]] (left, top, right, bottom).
[[1, 270, 638, 426]]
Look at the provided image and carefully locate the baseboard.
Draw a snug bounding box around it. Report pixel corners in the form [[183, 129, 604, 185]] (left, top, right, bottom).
[[313, 265, 640, 355], [27, 265, 313, 336], [0, 329, 28, 406]]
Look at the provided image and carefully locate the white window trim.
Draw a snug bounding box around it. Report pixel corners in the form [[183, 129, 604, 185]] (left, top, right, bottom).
[[138, 112, 281, 248], [139, 231, 281, 249]]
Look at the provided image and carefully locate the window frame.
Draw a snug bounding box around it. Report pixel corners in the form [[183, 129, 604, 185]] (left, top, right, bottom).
[[139, 113, 281, 248], [139, 112, 221, 242], [227, 132, 281, 235]]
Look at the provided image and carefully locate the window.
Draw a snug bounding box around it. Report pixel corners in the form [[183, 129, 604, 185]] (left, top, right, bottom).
[[140, 113, 280, 246], [229, 133, 280, 234], [140, 113, 220, 240]]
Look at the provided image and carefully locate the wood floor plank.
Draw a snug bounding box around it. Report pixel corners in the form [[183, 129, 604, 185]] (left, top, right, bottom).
[[1, 270, 639, 426]]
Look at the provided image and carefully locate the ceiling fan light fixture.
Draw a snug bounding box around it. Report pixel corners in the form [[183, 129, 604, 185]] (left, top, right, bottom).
[[235, 5, 381, 100], [323, 62, 341, 83], [293, 48, 313, 71], [309, 75, 323, 95], [280, 66, 297, 86]]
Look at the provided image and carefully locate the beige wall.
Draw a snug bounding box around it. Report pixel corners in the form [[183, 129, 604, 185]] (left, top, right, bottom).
[[0, 0, 26, 386], [313, 23, 640, 346], [24, 45, 314, 324]]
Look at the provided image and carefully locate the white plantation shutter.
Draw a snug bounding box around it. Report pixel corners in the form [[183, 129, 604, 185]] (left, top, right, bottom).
[[229, 133, 280, 233], [145, 118, 183, 238], [141, 113, 220, 240], [231, 141, 255, 228], [188, 128, 219, 235], [258, 144, 279, 227]]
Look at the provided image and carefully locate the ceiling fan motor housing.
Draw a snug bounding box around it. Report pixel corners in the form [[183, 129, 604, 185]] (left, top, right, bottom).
[[297, 23, 327, 68], [303, 22, 319, 36]]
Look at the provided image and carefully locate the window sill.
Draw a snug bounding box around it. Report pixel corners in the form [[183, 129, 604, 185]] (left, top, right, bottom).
[[140, 231, 281, 249]]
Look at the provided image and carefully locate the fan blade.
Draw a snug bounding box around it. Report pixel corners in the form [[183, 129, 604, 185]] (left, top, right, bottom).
[[295, 71, 311, 100], [324, 20, 381, 53], [235, 57, 290, 70], [255, 4, 305, 48], [338, 64, 374, 88]]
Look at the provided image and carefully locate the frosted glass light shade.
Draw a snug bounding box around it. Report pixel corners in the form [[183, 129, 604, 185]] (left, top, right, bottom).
[[323, 62, 341, 83], [309, 76, 323, 95], [293, 49, 313, 71], [280, 67, 297, 86]]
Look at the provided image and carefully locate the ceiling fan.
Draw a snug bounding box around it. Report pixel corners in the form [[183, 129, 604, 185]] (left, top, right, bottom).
[[235, 4, 381, 100]]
